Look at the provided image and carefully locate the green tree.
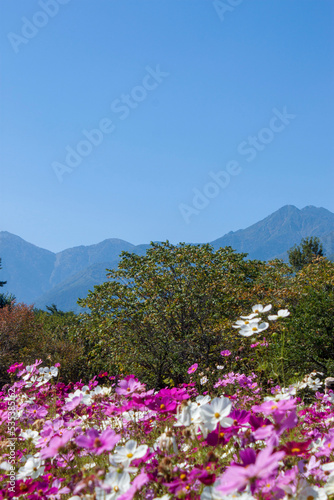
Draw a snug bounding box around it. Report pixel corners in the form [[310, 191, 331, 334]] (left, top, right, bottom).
[[0, 293, 15, 309], [288, 236, 324, 272], [76, 241, 290, 387]]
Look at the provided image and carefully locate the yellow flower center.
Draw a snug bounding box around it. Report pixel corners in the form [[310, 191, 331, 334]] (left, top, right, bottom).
[[252, 327, 257, 331], [160, 404, 165, 410], [291, 448, 300, 453], [180, 473, 186, 480], [114, 486, 119, 492], [127, 452, 133, 458], [214, 412, 220, 419]]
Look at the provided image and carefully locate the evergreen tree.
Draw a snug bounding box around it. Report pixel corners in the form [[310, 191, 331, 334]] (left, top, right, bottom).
[[288, 236, 324, 271]]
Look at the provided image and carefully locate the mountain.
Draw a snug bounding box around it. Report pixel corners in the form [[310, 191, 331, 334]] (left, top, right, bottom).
[[210, 205, 334, 261], [0, 233, 150, 308], [0, 232, 56, 303], [1, 205, 334, 312]]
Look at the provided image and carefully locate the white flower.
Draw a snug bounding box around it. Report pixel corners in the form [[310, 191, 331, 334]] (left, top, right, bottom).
[[297, 485, 327, 500], [39, 366, 58, 378], [268, 309, 290, 321], [0, 462, 14, 471], [325, 475, 334, 495], [232, 318, 260, 329], [240, 312, 259, 320], [216, 365, 224, 370], [20, 429, 40, 444], [200, 396, 233, 432], [252, 304, 272, 314], [174, 405, 192, 427], [112, 440, 148, 464], [153, 495, 171, 500], [201, 485, 225, 499], [239, 322, 269, 337], [201, 483, 254, 499], [66, 387, 92, 406], [22, 365, 36, 381], [200, 376, 208, 385], [193, 395, 211, 407], [95, 470, 130, 499], [109, 457, 138, 474], [321, 462, 334, 474], [17, 457, 45, 480], [307, 378, 322, 391], [154, 428, 178, 454]]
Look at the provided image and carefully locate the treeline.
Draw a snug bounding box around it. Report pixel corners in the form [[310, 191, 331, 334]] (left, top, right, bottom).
[[0, 238, 333, 389]]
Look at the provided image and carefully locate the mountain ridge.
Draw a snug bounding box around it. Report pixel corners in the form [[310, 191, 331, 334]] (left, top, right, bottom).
[[1, 205, 333, 312]]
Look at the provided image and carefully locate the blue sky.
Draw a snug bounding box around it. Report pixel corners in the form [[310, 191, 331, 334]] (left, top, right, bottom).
[[1, 0, 333, 252]]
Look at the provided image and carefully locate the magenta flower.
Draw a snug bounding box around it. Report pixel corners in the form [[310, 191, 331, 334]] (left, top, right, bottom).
[[7, 362, 24, 374], [217, 444, 285, 494], [76, 428, 121, 455], [27, 404, 48, 419], [252, 398, 297, 415], [187, 363, 198, 374], [116, 377, 144, 396], [221, 350, 231, 357], [40, 429, 74, 459]]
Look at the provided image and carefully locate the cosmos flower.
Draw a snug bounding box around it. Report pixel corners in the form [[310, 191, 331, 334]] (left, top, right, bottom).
[[112, 440, 148, 464], [76, 428, 121, 455], [200, 397, 233, 432], [187, 363, 198, 374], [268, 309, 290, 321], [17, 457, 45, 480], [239, 322, 269, 337]]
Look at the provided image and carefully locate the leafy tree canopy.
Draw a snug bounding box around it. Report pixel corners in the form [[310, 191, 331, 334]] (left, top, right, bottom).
[[77, 241, 291, 387], [288, 236, 324, 272]]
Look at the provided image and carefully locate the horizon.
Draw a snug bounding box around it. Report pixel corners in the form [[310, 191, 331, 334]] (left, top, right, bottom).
[[1, 1, 333, 253], [1, 203, 332, 253]]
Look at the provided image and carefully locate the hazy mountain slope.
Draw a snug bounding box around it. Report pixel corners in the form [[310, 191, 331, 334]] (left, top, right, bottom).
[[0, 231, 56, 303], [50, 239, 135, 287], [34, 261, 120, 313], [35, 243, 152, 311], [210, 205, 334, 260], [1, 205, 334, 312]]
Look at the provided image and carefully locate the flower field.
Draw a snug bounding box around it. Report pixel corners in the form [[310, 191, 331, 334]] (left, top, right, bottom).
[[1, 305, 334, 499]]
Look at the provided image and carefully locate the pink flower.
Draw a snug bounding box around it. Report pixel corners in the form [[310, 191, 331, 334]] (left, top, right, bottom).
[[27, 404, 48, 419], [76, 428, 121, 455], [40, 429, 74, 459], [217, 444, 285, 494], [118, 472, 149, 500], [221, 350, 231, 357], [116, 377, 144, 396], [187, 363, 198, 374], [7, 362, 24, 374]]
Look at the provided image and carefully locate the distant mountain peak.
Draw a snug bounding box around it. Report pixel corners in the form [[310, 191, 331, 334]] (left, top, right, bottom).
[[1, 205, 334, 312]]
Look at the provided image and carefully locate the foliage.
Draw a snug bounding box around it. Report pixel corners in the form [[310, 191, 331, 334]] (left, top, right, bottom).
[[0, 303, 84, 388], [0, 292, 15, 309], [76, 242, 294, 388], [288, 236, 324, 271]]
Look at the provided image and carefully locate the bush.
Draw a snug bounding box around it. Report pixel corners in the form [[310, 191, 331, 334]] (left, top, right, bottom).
[[0, 303, 85, 387]]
